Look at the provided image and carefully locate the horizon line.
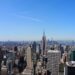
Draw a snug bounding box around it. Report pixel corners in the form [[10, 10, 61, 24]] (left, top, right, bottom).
[[0, 39, 75, 41]]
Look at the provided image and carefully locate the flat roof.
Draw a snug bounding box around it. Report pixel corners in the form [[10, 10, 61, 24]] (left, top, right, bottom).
[[66, 61, 75, 67], [48, 50, 60, 53]]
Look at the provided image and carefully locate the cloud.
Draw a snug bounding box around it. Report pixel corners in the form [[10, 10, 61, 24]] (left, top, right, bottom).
[[14, 14, 41, 22]]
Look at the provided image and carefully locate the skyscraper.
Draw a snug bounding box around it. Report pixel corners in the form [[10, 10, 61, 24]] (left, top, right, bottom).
[[41, 31, 47, 55], [32, 41, 37, 53], [0, 47, 3, 73], [64, 48, 75, 75], [26, 47, 32, 69], [47, 50, 61, 75], [59, 44, 64, 57], [70, 50, 75, 61], [64, 61, 75, 75]]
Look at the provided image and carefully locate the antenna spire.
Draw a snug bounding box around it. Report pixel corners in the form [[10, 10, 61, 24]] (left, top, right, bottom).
[[43, 29, 45, 36]]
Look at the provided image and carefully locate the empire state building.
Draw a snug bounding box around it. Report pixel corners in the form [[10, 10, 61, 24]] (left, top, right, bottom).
[[42, 32, 47, 55]]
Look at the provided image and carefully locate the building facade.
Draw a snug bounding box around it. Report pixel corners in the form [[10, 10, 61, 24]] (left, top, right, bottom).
[[64, 61, 75, 75], [47, 50, 61, 75], [41, 32, 47, 55], [26, 47, 32, 69]]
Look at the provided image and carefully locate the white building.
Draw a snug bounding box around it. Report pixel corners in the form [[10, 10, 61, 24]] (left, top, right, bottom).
[[47, 50, 61, 75]]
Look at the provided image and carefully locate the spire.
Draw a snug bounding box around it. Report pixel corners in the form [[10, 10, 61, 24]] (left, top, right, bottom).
[[43, 30, 45, 37]]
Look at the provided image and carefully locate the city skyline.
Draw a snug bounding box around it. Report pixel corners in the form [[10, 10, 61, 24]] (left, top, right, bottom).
[[0, 0, 75, 41]]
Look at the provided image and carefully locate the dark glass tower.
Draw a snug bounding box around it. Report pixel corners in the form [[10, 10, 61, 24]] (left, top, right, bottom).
[[32, 41, 37, 53]]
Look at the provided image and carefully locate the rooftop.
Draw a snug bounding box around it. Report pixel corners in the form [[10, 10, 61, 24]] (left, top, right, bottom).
[[47, 50, 60, 53], [66, 61, 75, 67]]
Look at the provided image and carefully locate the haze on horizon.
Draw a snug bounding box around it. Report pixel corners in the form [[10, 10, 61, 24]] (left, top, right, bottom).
[[0, 0, 75, 41]]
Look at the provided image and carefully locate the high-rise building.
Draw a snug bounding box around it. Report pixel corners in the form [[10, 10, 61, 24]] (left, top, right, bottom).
[[47, 50, 61, 75], [65, 45, 70, 52], [36, 44, 39, 54], [0, 47, 3, 72], [39, 44, 42, 55], [14, 46, 18, 52], [26, 47, 32, 69], [64, 61, 75, 75], [36, 44, 41, 54], [41, 31, 47, 55], [32, 41, 37, 53], [59, 44, 64, 57], [64, 47, 75, 75], [70, 50, 75, 61]]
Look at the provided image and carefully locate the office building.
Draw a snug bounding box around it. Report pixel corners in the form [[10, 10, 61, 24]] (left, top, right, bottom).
[[32, 41, 37, 53], [47, 50, 61, 75], [26, 47, 32, 69], [64, 61, 75, 75], [59, 44, 64, 57], [41, 32, 47, 55], [70, 50, 75, 61]]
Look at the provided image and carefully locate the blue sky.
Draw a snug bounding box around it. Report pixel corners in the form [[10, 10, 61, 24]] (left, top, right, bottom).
[[0, 0, 75, 41]]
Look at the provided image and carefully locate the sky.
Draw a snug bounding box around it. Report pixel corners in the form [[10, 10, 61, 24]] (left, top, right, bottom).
[[0, 0, 75, 41]]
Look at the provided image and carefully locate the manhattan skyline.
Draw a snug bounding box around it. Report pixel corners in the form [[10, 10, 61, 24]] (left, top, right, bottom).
[[0, 0, 75, 41]]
